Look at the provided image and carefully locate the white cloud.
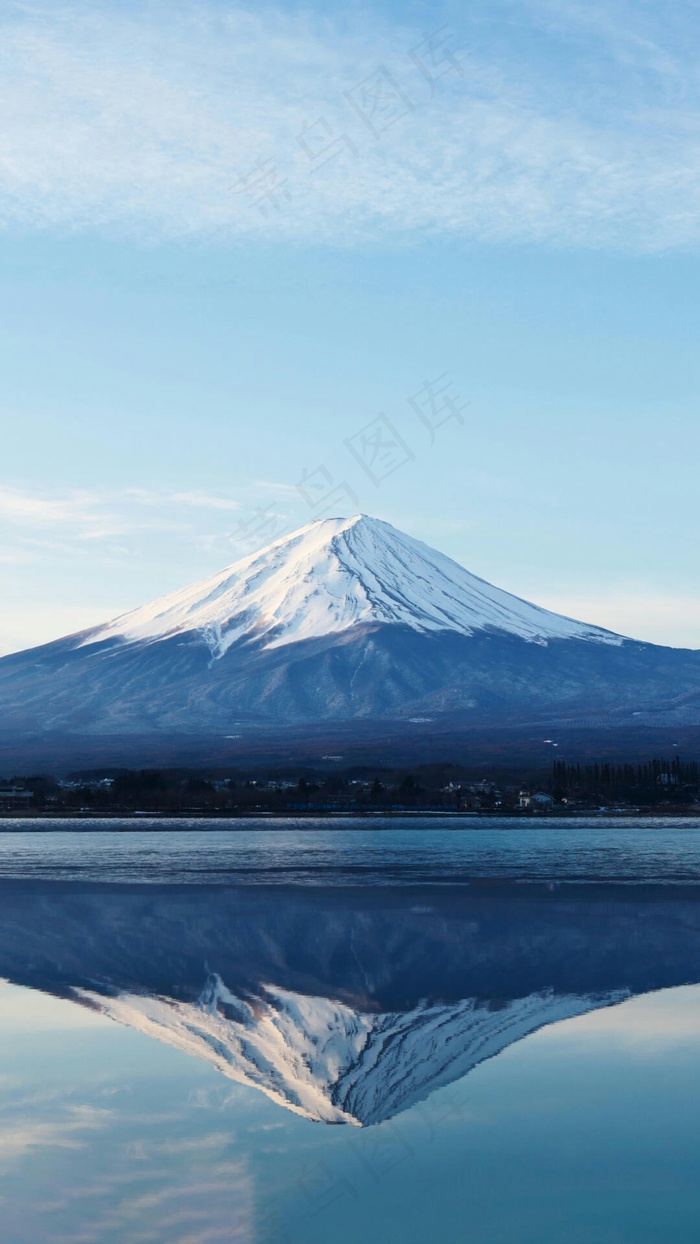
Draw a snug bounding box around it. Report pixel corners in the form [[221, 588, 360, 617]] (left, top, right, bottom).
[[0, 484, 244, 548], [0, 1, 699, 249], [160, 492, 242, 513], [517, 0, 688, 78], [0, 486, 103, 527], [49, 1154, 254, 1244], [0, 484, 260, 653], [0, 1106, 111, 1175], [1, 486, 699, 653]]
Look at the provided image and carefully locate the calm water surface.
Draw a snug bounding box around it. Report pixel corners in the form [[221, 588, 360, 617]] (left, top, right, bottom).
[[1, 815, 700, 882], [0, 820, 699, 1242]]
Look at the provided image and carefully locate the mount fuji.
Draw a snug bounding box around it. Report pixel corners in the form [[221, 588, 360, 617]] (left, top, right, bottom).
[[0, 883, 698, 1128], [1, 513, 700, 764], [74, 512, 622, 655], [73, 978, 619, 1126]]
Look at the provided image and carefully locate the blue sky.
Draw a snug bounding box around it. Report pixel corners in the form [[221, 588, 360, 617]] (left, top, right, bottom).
[[1, 0, 699, 652]]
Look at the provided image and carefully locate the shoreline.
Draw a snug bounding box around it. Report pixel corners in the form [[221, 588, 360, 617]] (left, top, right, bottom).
[[1, 806, 700, 825]]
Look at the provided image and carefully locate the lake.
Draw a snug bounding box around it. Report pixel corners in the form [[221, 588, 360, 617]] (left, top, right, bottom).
[[1, 818, 699, 1242], [4, 814, 700, 882]]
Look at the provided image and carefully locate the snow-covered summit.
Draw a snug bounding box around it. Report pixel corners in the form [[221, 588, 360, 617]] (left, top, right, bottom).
[[75, 975, 625, 1126], [81, 514, 623, 657]]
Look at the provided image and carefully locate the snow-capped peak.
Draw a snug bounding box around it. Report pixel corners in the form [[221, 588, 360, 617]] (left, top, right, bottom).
[[80, 514, 623, 657], [74, 976, 627, 1126]]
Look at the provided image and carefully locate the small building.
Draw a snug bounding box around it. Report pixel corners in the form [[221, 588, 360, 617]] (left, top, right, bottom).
[[0, 787, 34, 809], [519, 791, 555, 810]]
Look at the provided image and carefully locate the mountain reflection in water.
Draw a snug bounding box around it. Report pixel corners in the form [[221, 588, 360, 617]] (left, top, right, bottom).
[[0, 882, 699, 1126]]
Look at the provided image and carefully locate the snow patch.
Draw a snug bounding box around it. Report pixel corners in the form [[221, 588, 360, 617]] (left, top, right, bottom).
[[73, 975, 628, 1127], [79, 515, 624, 657]]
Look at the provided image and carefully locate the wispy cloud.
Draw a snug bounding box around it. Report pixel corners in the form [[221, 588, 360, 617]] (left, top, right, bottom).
[[0, 485, 244, 554], [127, 490, 242, 513], [0, 482, 286, 653], [0, 1106, 111, 1175], [0, 487, 103, 528], [49, 1155, 253, 1244], [516, 0, 689, 78], [0, 1, 700, 249]]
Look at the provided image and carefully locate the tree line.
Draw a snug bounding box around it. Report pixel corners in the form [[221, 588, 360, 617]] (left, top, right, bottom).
[[552, 757, 699, 804]]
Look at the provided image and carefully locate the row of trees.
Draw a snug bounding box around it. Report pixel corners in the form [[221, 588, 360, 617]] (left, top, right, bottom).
[[2, 758, 699, 813], [552, 758, 700, 805], [0, 770, 438, 814]]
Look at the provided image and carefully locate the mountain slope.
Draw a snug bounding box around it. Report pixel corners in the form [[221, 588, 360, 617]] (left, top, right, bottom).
[[1, 513, 699, 746], [75, 975, 625, 1126], [0, 882, 697, 1128], [77, 514, 623, 654]]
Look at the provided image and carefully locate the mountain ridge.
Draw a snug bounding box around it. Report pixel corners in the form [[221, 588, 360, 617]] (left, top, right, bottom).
[[1, 514, 700, 758], [74, 976, 625, 1126], [70, 514, 624, 656], [0, 882, 693, 1130]]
